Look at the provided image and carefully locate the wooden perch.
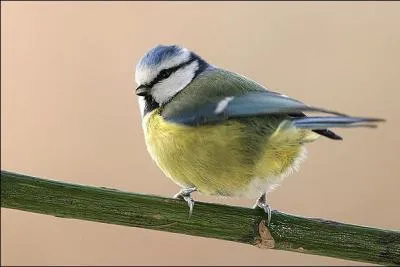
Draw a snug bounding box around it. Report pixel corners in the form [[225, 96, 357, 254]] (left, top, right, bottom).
[[1, 170, 399, 265]]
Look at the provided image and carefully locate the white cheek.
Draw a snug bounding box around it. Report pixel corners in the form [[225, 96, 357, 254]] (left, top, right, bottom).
[[135, 49, 190, 86], [135, 67, 157, 86], [138, 96, 146, 118], [151, 61, 199, 104]]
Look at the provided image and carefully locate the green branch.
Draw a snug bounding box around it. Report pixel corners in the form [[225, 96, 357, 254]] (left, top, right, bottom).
[[1, 170, 399, 265]]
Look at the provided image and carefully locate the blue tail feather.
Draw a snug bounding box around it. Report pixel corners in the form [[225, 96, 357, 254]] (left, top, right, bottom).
[[292, 116, 385, 130]]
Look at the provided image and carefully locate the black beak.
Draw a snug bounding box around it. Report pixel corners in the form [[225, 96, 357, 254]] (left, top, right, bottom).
[[136, 85, 149, 96]]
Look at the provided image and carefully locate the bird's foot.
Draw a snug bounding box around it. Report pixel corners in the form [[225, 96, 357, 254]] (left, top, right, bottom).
[[173, 187, 197, 219], [253, 193, 272, 225]]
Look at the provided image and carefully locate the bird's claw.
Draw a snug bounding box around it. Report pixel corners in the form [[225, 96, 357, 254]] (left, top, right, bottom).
[[173, 187, 196, 219], [182, 194, 194, 218], [257, 202, 272, 225], [254, 193, 272, 225]]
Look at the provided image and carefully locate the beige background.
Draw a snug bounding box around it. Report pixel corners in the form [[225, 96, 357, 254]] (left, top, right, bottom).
[[1, 1, 399, 265]]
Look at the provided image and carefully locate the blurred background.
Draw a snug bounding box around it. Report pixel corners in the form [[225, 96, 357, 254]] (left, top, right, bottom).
[[1, 1, 399, 265]]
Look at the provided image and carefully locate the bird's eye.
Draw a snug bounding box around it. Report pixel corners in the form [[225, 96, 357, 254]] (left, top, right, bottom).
[[159, 69, 172, 79]]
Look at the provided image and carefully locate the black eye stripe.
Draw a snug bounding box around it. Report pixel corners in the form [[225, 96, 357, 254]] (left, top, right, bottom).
[[146, 57, 197, 88]]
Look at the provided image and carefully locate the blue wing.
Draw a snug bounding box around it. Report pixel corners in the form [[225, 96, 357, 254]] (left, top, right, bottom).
[[163, 91, 349, 126], [161, 69, 384, 134]]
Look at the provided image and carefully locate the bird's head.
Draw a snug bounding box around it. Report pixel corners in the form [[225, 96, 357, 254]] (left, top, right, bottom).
[[135, 45, 209, 105]]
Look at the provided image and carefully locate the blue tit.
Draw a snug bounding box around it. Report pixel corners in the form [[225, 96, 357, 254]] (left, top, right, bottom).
[[134, 44, 384, 222]]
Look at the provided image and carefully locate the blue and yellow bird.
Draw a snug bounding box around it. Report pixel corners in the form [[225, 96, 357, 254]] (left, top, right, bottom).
[[134, 45, 384, 222]]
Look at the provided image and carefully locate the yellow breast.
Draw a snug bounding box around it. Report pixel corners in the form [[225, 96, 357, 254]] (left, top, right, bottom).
[[142, 109, 317, 198]]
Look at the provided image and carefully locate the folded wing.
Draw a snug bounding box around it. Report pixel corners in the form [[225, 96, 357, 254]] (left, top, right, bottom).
[[163, 91, 384, 136]]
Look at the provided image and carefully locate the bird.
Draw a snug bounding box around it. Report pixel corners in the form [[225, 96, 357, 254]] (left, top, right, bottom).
[[134, 44, 384, 223]]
